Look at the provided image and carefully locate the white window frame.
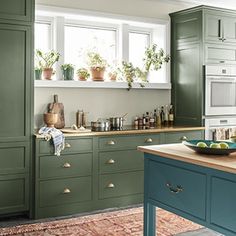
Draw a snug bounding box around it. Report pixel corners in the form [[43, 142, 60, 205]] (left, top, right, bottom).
[[35, 5, 170, 87]]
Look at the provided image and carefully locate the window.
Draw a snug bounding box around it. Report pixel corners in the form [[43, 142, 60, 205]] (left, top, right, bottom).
[[34, 21, 52, 52], [64, 24, 117, 67], [129, 32, 150, 68]]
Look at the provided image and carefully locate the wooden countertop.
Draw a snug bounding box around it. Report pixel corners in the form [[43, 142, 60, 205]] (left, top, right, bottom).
[[138, 143, 236, 174], [35, 126, 204, 138]]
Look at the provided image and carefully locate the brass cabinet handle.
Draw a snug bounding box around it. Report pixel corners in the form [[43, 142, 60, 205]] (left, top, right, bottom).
[[107, 183, 115, 188], [63, 188, 71, 194], [145, 138, 153, 143], [107, 159, 115, 164], [65, 143, 71, 148], [107, 140, 115, 145], [180, 136, 187, 141], [63, 163, 71, 168], [166, 183, 183, 194]]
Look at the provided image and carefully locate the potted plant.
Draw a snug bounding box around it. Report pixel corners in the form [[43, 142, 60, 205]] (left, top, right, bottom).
[[35, 49, 60, 80], [76, 68, 90, 81], [34, 67, 42, 80], [87, 52, 107, 81], [61, 64, 75, 80]]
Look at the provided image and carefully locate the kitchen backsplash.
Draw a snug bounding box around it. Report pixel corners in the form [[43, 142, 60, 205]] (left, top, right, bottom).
[[34, 87, 170, 128]]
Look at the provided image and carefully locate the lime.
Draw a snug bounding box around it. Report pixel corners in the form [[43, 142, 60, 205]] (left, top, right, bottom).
[[196, 142, 208, 148], [219, 142, 229, 149], [210, 143, 221, 149]]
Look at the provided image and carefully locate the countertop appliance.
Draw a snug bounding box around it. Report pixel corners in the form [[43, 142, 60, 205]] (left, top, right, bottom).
[[205, 65, 236, 116]]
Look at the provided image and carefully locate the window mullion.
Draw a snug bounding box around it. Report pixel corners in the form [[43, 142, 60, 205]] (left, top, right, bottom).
[[53, 16, 65, 80], [120, 24, 129, 62]]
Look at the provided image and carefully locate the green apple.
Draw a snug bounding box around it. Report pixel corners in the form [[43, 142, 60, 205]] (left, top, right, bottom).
[[219, 142, 229, 149], [210, 143, 221, 149], [196, 142, 208, 148]]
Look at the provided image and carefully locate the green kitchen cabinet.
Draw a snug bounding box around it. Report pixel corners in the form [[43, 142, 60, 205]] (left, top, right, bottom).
[[0, 0, 34, 216], [34, 129, 204, 219], [170, 6, 236, 126]]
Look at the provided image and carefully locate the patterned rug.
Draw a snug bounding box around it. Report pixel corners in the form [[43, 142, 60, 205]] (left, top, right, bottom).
[[0, 207, 202, 236]]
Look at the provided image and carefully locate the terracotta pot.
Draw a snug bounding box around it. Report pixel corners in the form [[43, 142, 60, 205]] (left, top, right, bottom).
[[43, 68, 53, 80], [78, 76, 87, 81], [43, 113, 58, 127], [91, 67, 105, 81], [108, 73, 117, 81]]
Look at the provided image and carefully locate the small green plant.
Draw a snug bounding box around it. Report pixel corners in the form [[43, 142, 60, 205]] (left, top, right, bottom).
[[87, 52, 107, 70], [77, 68, 90, 80], [35, 49, 60, 69], [61, 64, 75, 80], [61, 63, 74, 70]]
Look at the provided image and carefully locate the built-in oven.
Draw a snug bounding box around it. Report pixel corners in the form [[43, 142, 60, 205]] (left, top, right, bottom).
[[205, 117, 236, 140], [205, 65, 236, 116]]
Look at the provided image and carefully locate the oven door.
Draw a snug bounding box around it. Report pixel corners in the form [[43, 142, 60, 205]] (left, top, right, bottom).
[[205, 77, 236, 116]]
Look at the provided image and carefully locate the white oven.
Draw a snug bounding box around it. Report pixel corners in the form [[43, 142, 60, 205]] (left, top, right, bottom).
[[205, 65, 236, 116]]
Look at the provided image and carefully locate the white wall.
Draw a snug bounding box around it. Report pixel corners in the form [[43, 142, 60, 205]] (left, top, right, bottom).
[[34, 0, 196, 128]]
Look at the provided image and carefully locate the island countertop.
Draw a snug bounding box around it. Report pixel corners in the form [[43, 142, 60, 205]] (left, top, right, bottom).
[[138, 143, 236, 174]]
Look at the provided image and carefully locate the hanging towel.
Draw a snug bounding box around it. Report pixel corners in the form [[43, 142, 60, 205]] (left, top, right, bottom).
[[229, 127, 236, 138], [214, 128, 227, 141], [38, 126, 65, 156]]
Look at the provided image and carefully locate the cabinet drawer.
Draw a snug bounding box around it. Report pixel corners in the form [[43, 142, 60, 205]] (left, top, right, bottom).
[[39, 176, 92, 207], [39, 138, 93, 155], [164, 130, 203, 144], [148, 160, 206, 220], [0, 143, 28, 174], [39, 153, 92, 179], [99, 150, 143, 174], [0, 174, 28, 214], [99, 171, 144, 199], [99, 134, 160, 150], [211, 176, 236, 233]]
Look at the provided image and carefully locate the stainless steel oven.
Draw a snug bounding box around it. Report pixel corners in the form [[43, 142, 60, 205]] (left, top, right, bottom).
[[205, 65, 236, 116]]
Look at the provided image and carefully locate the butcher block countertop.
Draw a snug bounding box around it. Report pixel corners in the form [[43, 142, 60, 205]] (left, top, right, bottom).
[[35, 126, 204, 138], [138, 143, 236, 174]]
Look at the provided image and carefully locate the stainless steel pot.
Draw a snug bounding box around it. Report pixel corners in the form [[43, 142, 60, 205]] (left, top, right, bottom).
[[109, 113, 127, 130], [91, 119, 110, 132]]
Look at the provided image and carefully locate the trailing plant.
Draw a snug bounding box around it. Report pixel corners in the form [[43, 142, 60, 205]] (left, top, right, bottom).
[[87, 52, 107, 70], [76, 68, 90, 79], [35, 49, 60, 69]]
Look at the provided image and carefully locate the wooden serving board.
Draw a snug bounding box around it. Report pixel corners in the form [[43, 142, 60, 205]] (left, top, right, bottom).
[[48, 95, 65, 129], [60, 128, 91, 133]]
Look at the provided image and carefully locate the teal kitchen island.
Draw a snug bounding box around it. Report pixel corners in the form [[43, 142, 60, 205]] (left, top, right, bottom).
[[138, 143, 236, 236]]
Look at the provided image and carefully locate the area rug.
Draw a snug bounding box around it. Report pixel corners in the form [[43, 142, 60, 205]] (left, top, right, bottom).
[[0, 207, 202, 236]]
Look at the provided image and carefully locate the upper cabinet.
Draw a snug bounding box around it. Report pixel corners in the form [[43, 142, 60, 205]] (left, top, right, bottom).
[[0, 0, 33, 23]]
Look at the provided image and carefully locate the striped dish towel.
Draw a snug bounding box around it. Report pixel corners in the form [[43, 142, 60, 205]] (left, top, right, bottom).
[[38, 127, 65, 156]]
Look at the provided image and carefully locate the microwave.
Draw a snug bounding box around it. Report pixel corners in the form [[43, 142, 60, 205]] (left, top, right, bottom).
[[205, 65, 236, 116]]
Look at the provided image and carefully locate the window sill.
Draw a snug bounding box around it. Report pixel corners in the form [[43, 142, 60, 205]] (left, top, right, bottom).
[[34, 80, 171, 89]]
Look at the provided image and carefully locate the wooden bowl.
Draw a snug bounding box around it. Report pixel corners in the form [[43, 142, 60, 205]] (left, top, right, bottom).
[[43, 113, 58, 127]]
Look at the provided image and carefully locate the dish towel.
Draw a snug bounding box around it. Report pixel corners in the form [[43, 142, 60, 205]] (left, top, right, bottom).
[[38, 126, 65, 156], [214, 128, 227, 141]]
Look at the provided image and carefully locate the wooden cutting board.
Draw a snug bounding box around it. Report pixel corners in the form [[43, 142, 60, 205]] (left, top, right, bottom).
[[48, 94, 65, 129]]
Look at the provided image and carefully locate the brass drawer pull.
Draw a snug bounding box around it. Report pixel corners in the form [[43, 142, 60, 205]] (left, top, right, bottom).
[[107, 140, 115, 145], [107, 183, 115, 188], [166, 183, 183, 194], [145, 138, 153, 143], [107, 159, 115, 164], [63, 163, 71, 168], [63, 188, 71, 194], [180, 136, 187, 141], [65, 143, 71, 148]]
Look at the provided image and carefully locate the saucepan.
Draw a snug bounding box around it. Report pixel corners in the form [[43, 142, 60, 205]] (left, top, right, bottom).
[[91, 118, 110, 132], [109, 113, 128, 129]]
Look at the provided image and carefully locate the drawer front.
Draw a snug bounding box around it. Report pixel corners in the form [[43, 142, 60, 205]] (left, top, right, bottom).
[[211, 177, 236, 233], [99, 134, 160, 150], [164, 130, 203, 144], [39, 153, 92, 179], [99, 171, 144, 199], [39, 138, 93, 155], [99, 150, 143, 174], [0, 144, 28, 174], [148, 160, 206, 220], [39, 176, 92, 207], [0, 175, 28, 213]]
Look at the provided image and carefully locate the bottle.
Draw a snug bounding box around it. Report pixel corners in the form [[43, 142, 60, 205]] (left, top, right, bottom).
[[153, 109, 157, 127], [164, 105, 169, 126], [160, 106, 165, 125], [134, 116, 139, 127], [142, 114, 146, 127], [156, 108, 162, 127], [168, 104, 174, 126], [138, 117, 143, 127], [76, 110, 83, 127], [145, 112, 150, 128], [149, 112, 155, 128], [82, 111, 88, 128]]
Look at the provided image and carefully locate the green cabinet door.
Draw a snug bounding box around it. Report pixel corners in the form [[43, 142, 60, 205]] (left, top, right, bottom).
[[0, 24, 32, 142], [0, 0, 33, 22]]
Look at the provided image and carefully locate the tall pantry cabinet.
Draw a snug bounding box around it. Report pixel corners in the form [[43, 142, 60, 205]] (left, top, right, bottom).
[[170, 6, 236, 126], [0, 0, 34, 215]]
